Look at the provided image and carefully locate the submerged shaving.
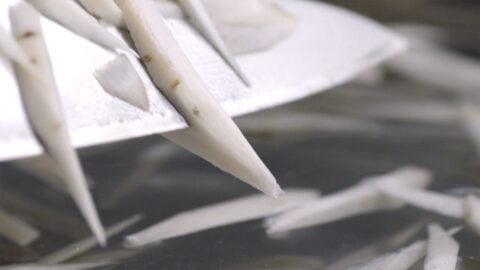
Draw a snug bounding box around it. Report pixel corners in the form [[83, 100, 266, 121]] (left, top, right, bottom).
[[0, 207, 39, 246], [41, 214, 143, 264]]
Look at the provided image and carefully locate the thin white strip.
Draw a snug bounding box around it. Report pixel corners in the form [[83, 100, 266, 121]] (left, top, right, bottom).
[[266, 167, 431, 234], [10, 2, 106, 245], [375, 185, 464, 218], [0, 207, 39, 246], [463, 195, 480, 236], [26, 0, 136, 56], [178, 0, 251, 85], [424, 223, 459, 270], [41, 214, 143, 264], [124, 189, 320, 248], [78, 0, 124, 27], [324, 221, 425, 270], [347, 226, 462, 270]]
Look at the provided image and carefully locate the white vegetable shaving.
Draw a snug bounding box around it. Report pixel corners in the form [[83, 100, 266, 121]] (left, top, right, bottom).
[[387, 32, 480, 96], [325, 221, 426, 270], [347, 239, 426, 270], [94, 54, 149, 111], [26, 0, 136, 56], [0, 262, 110, 270], [178, 0, 251, 86], [10, 2, 106, 245], [123, 189, 320, 248], [347, 226, 462, 270], [266, 167, 431, 234], [41, 214, 143, 264], [459, 100, 480, 159], [78, 0, 124, 27], [0, 207, 39, 246], [374, 184, 464, 218], [117, 0, 283, 198], [463, 195, 480, 236], [0, 24, 35, 73], [424, 223, 459, 270]]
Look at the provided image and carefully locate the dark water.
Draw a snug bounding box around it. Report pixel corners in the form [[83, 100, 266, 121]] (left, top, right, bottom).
[[1, 80, 480, 269]]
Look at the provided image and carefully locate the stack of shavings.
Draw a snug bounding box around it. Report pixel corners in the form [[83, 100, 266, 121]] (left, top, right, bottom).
[[1, 1, 480, 270]]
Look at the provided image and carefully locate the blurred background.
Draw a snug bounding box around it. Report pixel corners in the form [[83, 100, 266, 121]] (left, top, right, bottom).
[[1, 0, 480, 269]]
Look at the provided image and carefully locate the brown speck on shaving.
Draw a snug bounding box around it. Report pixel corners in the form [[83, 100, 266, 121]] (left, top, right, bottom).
[[142, 54, 153, 63], [170, 79, 180, 90], [51, 122, 63, 132], [192, 107, 200, 116], [18, 31, 36, 39]]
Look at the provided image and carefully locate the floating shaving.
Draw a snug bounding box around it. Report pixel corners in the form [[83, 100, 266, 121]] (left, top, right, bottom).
[[10, 2, 106, 245], [347, 237, 426, 270], [463, 195, 480, 236], [78, 0, 124, 27], [0, 207, 39, 246], [40, 214, 143, 264], [0, 24, 34, 72], [265, 167, 431, 234], [117, 0, 282, 197], [123, 189, 320, 248], [346, 226, 462, 270], [324, 220, 426, 270], [26, 0, 136, 56], [374, 184, 464, 218], [424, 223, 459, 270], [386, 33, 480, 96], [459, 101, 480, 159], [94, 54, 149, 111], [178, 0, 250, 86], [0, 262, 110, 270]]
